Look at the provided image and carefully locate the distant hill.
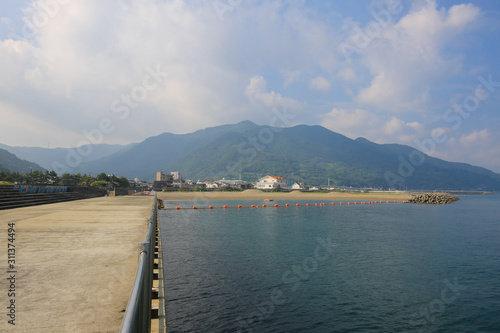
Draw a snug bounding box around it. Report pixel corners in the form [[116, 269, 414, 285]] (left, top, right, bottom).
[[0, 148, 45, 173], [165, 122, 500, 190], [2, 121, 500, 190], [72, 121, 257, 179], [0, 143, 133, 172]]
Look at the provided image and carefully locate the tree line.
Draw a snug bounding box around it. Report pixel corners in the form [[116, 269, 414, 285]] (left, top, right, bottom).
[[0, 170, 130, 188]]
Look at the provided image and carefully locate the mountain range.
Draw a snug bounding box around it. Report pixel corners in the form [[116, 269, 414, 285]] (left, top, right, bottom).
[[1, 121, 500, 190], [0, 148, 45, 173]]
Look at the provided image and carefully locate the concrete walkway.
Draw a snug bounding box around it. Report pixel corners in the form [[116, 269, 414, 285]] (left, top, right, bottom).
[[0, 196, 153, 333]]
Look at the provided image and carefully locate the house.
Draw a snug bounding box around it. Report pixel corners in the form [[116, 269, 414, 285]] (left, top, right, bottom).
[[291, 182, 304, 190], [256, 175, 286, 190], [218, 179, 251, 189], [205, 181, 219, 189]]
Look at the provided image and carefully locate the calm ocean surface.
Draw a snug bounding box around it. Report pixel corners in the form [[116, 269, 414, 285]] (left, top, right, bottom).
[[159, 195, 500, 332]]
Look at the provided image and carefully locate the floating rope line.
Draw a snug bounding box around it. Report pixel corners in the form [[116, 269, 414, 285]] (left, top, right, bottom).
[[162, 200, 401, 210]]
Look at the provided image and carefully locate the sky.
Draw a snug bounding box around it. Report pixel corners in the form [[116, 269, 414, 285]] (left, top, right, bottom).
[[1, 0, 500, 172]]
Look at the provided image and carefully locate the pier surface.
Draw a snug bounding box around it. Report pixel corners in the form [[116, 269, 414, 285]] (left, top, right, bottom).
[[0, 196, 153, 333]]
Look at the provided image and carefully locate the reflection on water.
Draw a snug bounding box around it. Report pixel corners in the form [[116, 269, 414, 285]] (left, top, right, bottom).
[[160, 196, 500, 333]]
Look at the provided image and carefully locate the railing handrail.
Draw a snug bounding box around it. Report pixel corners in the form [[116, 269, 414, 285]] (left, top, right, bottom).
[[120, 194, 158, 333]]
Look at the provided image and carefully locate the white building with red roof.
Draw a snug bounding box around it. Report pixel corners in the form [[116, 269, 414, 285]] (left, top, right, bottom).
[[256, 175, 287, 190]]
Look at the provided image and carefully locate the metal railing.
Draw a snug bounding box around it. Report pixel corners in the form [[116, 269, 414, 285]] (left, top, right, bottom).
[[120, 195, 158, 333]]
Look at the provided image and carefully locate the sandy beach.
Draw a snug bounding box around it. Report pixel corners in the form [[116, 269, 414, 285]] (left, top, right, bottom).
[[157, 189, 413, 202]]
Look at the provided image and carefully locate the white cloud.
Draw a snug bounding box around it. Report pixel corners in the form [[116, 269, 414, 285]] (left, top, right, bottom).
[[310, 76, 331, 92], [349, 0, 480, 112], [320, 107, 423, 144], [0, 100, 82, 147], [0, 0, 497, 176], [434, 129, 500, 172], [459, 129, 490, 146], [281, 69, 302, 88], [245, 76, 303, 116], [0, 0, 341, 147], [338, 67, 357, 82]]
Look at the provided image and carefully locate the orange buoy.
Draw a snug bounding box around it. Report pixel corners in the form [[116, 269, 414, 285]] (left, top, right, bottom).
[[354, 202, 358, 205], [348, 202, 351, 205], [361, 202, 365, 204], [322, 203, 326, 206], [285, 203, 290, 207], [339, 202, 343, 205], [175, 206, 180, 210], [262, 204, 267, 207], [193, 206, 197, 209], [315, 203, 319, 206], [331, 202, 335, 205], [209, 206, 213, 209], [394, 201, 397, 203], [251, 205, 255, 208], [296, 203, 300, 206], [238, 205, 242, 208], [274, 204, 279, 207], [223, 205, 228, 209], [306, 203, 310, 206]]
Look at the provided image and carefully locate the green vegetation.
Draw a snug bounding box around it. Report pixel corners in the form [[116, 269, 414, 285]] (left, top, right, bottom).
[[91, 180, 109, 187], [0, 170, 130, 188], [165, 123, 500, 190], [221, 185, 243, 191], [0, 170, 59, 185], [193, 186, 208, 192]]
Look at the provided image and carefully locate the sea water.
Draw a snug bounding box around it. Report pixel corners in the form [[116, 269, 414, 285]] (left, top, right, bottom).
[[159, 195, 500, 332]]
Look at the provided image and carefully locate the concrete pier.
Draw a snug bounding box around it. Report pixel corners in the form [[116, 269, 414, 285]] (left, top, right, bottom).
[[0, 196, 153, 333]]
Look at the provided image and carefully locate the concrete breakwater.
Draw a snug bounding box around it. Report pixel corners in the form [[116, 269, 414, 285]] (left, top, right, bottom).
[[0, 196, 153, 332], [407, 193, 460, 204]]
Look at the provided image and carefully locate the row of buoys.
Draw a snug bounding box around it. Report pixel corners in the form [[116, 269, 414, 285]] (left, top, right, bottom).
[[170, 200, 399, 210]]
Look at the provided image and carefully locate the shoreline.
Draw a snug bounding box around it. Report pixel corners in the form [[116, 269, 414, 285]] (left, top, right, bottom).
[[156, 189, 413, 202]]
